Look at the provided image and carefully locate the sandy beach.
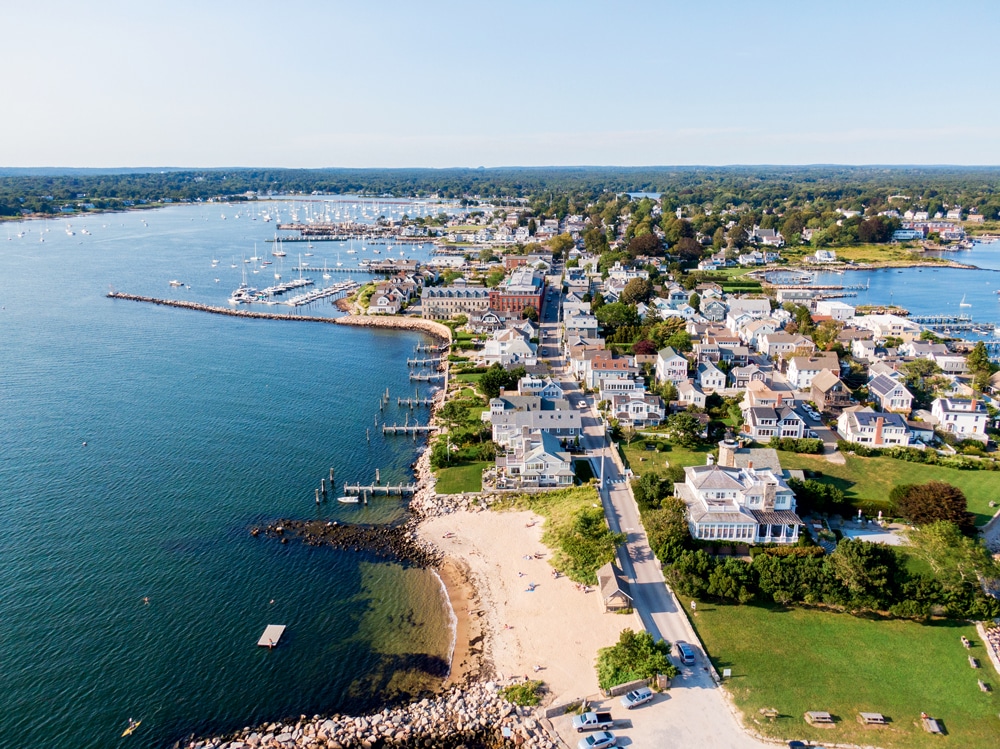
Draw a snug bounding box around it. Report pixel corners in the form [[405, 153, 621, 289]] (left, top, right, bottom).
[[419, 509, 638, 707]]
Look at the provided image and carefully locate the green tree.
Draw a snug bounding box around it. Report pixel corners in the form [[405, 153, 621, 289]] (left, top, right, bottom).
[[596, 629, 676, 691], [707, 558, 756, 604], [620, 277, 653, 305], [894, 481, 975, 535], [827, 539, 899, 607], [595, 302, 640, 337], [521, 305, 538, 322], [688, 292, 700, 312], [665, 412, 702, 447]]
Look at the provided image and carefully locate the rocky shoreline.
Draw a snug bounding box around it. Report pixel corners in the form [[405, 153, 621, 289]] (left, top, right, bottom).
[[180, 683, 559, 749]]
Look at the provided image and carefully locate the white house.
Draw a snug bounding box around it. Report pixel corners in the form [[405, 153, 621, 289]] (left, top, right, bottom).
[[676, 380, 707, 409], [931, 398, 989, 444], [868, 373, 913, 413], [518, 375, 564, 400], [815, 300, 855, 321], [836, 406, 911, 446], [675, 456, 801, 545], [697, 361, 727, 392], [757, 332, 815, 359], [497, 429, 575, 488], [742, 406, 806, 442], [787, 353, 841, 390], [855, 314, 922, 342], [610, 392, 666, 428], [481, 327, 537, 367], [655, 346, 689, 384]]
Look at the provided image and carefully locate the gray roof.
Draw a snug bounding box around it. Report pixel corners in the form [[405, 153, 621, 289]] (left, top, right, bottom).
[[750, 509, 803, 525], [868, 373, 907, 398], [854, 410, 907, 428]]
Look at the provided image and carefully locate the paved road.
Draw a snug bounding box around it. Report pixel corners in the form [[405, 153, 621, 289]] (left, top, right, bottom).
[[542, 368, 773, 746]]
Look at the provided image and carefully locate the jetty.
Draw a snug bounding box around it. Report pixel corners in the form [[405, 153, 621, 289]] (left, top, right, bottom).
[[382, 424, 436, 435], [414, 343, 448, 353], [409, 373, 444, 382], [257, 624, 286, 648], [909, 314, 973, 324], [342, 483, 418, 496], [407, 358, 443, 367], [397, 397, 434, 408]]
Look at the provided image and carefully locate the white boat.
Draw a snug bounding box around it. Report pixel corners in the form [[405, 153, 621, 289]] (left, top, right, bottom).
[[960, 294, 972, 308], [169, 280, 184, 287], [336, 496, 360, 504]]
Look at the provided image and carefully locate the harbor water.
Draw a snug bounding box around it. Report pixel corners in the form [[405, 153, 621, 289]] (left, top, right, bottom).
[[0, 203, 455, 748]]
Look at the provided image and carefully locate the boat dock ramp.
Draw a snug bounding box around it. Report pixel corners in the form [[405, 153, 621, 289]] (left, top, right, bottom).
[[283, 280, 359, 307]]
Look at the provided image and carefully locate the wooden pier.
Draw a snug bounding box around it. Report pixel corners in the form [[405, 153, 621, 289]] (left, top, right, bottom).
[[407, 358, 443, 367], [409, 373, 444, 382], [414, 343, 448, 353], [909, 314, 974, 324], [382, 424, 436, 435], [342, 483, 418, 496], [397, 397, 434, 408], [258, 624, 286, 648]]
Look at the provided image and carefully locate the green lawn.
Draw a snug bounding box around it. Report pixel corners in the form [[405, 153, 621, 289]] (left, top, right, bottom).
[[621, 437, 713, 477], [778, 452, 999, 526], [453, 372, 484, 384], [434, 461, 488, 494], [685, 601, 997, 749]]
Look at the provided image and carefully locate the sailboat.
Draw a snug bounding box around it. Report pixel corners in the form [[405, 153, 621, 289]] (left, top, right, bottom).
[[323, 259, 332, 280], [960, 294, 972, 308]]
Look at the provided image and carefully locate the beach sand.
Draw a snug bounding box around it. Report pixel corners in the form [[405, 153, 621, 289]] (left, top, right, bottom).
[[421, 509, 637, 707]]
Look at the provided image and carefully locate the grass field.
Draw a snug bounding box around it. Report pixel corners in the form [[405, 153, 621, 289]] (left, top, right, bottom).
[[621, 437, 714, 477], [778, 452, 998, 526], [684, 601, 998, 749], [434, 461, 488, 494]]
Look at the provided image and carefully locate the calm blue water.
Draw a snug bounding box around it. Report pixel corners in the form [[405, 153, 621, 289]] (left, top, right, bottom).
[[811, 241, 1000, 337], [0, 205, 452, 748]]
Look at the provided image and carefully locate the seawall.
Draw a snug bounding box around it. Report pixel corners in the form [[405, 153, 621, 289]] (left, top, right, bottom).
[[106, 293, 452, 341]]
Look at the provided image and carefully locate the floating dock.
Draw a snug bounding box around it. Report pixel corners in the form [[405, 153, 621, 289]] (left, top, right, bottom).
[[258, 624, 286, 648]]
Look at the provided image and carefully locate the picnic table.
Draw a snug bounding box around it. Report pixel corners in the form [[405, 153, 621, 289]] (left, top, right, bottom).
[[804, 711, 834, 726], [921, 716, 943, 734], [858, 712, 886, 725]]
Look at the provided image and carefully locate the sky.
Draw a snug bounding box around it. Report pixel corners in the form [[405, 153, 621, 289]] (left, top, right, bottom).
[[3, 0, 999, 168]]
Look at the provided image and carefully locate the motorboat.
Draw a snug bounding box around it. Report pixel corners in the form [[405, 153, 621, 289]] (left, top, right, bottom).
[[336, 496, 360, 504]]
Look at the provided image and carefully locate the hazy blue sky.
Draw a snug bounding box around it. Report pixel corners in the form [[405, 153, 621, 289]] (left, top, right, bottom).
[[3, 0, 998, 167]]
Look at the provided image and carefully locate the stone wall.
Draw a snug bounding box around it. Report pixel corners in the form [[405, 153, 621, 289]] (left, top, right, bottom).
[[334, 315, 452, 341]]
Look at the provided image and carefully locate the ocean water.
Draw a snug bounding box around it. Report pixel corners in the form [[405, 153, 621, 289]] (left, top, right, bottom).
[[0, 205, 452, 748]]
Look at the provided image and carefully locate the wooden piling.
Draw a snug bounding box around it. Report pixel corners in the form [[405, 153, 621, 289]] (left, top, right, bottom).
[[375, 469, 381, 484], [315, 488, 321, 505]]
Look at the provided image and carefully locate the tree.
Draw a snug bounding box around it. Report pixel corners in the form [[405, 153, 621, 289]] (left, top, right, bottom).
[[688, 292, 700, 312], [675, 236, 703, 263], [827, 539, 899, 606], [665, 412, 703, 447], [632, 339, 657, 356], [485, 268, 506, 287], [707, 558, 756, 604], [627, 232, 663, 257], [478, 363, 525, 399], [527, 218, 536, 236], [620, 277, 653, 305], [521, 305, 538, 322], [596, 629, 676, 691], [595, 302, 640, 337], [894, 481, 976, 535]]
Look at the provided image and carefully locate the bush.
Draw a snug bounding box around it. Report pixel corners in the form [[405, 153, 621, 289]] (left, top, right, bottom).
[[596, 629, 677, 691], [770, 437, 824, 454], [836, 441, 998, 470], [893, 481, 976, 535], [500, 680, 544, 706]]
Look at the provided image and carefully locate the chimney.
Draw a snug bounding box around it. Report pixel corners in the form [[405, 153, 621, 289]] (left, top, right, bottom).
[[748, 460, 754, 471], [875, 416, 884, 445], [706, 454, 715, 466], [776, 393, 783, 406], [718, 439, 736, 468]]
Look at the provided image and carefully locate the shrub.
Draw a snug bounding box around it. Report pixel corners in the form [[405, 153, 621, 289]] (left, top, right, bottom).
[[770, 437, 824, 454], [500, 680, 544, 706], [596, 629, 677, 691]]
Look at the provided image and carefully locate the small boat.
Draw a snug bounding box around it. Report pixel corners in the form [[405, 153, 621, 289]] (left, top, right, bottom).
[[959, 294, 971, 308], [337, 496, 360, 504], [122, 720, 141, 737], [169, 280, 183, 287]]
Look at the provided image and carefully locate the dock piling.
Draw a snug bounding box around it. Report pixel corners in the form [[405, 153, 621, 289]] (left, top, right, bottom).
[[315, 488, 321, 505]]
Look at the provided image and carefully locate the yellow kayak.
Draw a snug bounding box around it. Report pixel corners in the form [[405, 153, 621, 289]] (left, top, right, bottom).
[[122, 720, 141, 737]]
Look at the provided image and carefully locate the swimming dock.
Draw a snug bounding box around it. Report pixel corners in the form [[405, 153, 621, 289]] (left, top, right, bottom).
[[258, 624, 286, 648]]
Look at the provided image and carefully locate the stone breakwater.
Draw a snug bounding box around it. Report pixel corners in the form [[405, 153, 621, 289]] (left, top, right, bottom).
[[256, 520, 440, 567], [185, 683, 559, 749], [106, 293, 452, 341]]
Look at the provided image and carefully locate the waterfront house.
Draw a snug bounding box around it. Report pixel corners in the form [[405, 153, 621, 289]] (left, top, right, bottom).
[[931, 397, 989, 444], [675, 450, 801, 545], [489, 402, 582, 449], [855, 314, 922, 343], [837, 406, 911, 446], [868, 373, 914, 413], [815, 300, 855, 321], [497, 429, 575, 488]]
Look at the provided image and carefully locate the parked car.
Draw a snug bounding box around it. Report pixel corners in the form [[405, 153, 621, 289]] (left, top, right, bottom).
[[620, 686, 654, 709], [572, 711, 615, 732], [577, 731, 617, 749], [675, 640, 696, 665], [807, 430, 818, 439]]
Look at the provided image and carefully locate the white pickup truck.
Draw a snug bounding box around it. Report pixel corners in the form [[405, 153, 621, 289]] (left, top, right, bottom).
[[571, 711, 615, 732]]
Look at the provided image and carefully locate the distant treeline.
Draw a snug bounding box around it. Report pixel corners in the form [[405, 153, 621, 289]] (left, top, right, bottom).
[[2, 166, 1000, 219]]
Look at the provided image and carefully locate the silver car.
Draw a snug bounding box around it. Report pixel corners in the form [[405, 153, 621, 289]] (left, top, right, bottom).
[[577, 731, 617, 749], [620, 686, 654, 709]]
